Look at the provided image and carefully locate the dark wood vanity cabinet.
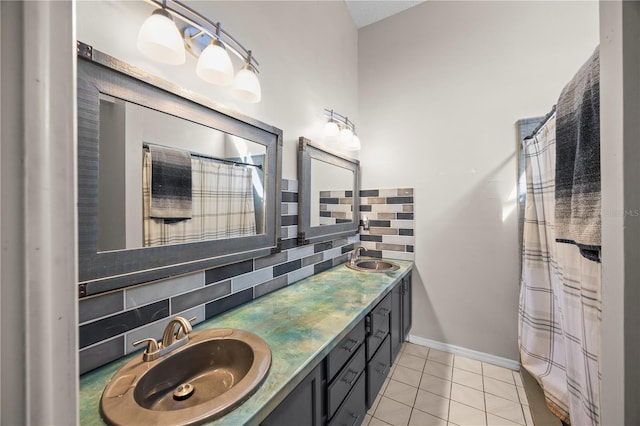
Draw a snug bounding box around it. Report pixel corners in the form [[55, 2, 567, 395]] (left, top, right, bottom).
[[262, 272, 412, 426], [365, 293, 393, 408], [391, 272, 413, 360], [261, 364, 324, 426], [401, 273, 412, 343], [326, 319, 367, 426]]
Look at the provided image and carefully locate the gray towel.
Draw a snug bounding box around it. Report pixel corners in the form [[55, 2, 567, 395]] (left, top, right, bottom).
[[555, 47, 600, 261], [149, 145, 192, 220]]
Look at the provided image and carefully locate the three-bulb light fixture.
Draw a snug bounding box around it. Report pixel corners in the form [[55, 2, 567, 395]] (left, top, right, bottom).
[[136, 0, 261, 103], [323, 109, 361, 151]]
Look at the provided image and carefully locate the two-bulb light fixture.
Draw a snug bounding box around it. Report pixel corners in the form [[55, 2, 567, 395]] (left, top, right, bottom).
[[136, 0, 261, 103], [323, 109, 361, 151]]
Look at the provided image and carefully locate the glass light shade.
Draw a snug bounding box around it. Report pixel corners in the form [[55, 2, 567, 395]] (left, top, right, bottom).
[[196, 40, 234, 86], [339, 127, 353, 144], [345, 134, 361, 151], [137, 9, 185, 65], [324, 121, 340, 138], [232, 64, 261, 103]]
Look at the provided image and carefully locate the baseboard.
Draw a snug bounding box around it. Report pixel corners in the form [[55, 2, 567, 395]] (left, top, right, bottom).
[[407, 334, 521, 371]]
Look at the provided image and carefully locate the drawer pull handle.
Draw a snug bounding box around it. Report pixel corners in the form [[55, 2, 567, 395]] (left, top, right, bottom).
[[374, 330, 386, 339], [376, 363, 390, 376], [378, 308, 390, 317], [348, 413, 361, 426], [341, 338, 360, 353], [340, 368, 359, 387]]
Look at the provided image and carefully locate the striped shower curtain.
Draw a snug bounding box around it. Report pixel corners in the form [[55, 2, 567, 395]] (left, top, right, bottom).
[[519, 114, 601, 425], [143, 152, 257, 246]]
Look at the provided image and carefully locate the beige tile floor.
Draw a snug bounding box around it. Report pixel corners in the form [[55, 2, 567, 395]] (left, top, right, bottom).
[[365, 342, 534, 426]]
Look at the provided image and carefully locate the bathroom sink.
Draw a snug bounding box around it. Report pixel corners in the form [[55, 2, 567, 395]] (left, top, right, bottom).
[[347, 259, 400, 272], [100, 328, 271, 426]]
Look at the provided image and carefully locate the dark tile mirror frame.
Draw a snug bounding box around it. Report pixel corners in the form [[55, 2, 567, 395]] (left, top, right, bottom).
[[77, 41, 282, 297], [297, 137, 360, 245]]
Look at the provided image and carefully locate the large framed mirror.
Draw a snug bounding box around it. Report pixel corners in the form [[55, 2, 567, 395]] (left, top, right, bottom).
[[77, 42, 282, 297], [297, 137, 360, 244]]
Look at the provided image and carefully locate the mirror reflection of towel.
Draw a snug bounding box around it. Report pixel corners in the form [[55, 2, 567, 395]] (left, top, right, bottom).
[[148, 145, 192, 220]]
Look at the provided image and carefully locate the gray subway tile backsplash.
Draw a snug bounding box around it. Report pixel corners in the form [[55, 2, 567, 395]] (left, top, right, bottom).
[[314, 260, 334, 275], [79, 291, 123, 324], [254, 275, 288, 299], [360, 189, 379, 197], [79, 336, 124, 375], [126, 272, 203, 309], [302, 252, 324, 267], [78, 180, 413, 374], [287, 265, 314, 284], [273, 259, 302, 277], [231, 267, 273, 293], [254, 251, 288, 269], [205, 259, 253, 285], [205, 288, 253, 319], [287, 245, 315, 261], [281, 191, 298, 203], [80, 300, 169, 349], [171, 280, 231, 313], [359, 187, 415, 261]]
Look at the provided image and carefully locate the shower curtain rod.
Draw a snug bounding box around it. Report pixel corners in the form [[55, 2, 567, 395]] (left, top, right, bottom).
[[143, 143, 263, 170], [524, 104, 557, 141]]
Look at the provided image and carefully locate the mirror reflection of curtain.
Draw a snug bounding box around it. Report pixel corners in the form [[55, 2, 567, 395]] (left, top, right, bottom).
[[143, 152, 257, 246]]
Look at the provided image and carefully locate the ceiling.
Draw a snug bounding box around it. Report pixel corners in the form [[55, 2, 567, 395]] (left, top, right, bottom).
[[344, 0, 426, 29]]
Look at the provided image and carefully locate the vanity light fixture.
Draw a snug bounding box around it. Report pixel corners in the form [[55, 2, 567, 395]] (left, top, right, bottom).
[[324, 110, 340, 138], [137, 0, 261, 102], [137, 5, 186, 65], [232, 51, 262, 103], [323, 108, 361, 151], [195, 23, 234, 86]]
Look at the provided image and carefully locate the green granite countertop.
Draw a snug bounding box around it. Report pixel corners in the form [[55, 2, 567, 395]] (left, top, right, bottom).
[[79, 259, 413, 426]]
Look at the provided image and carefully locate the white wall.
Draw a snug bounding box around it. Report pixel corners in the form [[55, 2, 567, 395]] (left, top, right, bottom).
[[600, 2, 640, 424], [358, 1, 599, 360], [76, 0, 359, 180]]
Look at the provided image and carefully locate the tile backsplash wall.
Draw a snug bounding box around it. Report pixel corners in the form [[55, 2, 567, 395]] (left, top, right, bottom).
[[78, 178, 356, 374], [359, 188, 415, 261], [319, 190, 354, 225], [78, 184, 414, 374]]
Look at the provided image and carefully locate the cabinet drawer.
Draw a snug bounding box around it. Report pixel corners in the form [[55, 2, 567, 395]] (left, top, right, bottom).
[[366, 335, 391, 408], [327, 344, 366, 420], [327, 318, 366, 381], [366, 294, 391, 359], [328, 371, 366, 426]]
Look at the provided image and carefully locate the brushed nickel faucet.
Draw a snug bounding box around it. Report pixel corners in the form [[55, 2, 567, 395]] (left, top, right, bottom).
[[133, 316, 194, 362], [350, 246, 367, 266]]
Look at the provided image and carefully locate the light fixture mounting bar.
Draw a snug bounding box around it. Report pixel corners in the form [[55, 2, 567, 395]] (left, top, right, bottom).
[[142, 0, 259, 72], [324, 108, 355, 132]]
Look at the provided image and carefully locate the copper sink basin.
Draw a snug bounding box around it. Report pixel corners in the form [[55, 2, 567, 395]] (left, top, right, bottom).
[[100, 328, 271, 425], [346, 259, 400, 272]]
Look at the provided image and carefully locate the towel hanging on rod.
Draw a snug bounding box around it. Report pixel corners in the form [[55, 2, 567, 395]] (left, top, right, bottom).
[[142, 142, 263, 170]]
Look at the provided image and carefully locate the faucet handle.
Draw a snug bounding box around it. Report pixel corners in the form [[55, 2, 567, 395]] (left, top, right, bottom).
[[132, 338, 160, 361], [176, 317, 196, 340]]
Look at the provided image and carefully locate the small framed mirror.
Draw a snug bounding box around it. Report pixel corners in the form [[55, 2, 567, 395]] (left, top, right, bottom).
[[77, 42, 282, 297], [297, 137, 360, 244]]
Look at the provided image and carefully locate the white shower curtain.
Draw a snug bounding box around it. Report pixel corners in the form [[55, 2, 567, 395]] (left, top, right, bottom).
[[519, 114, 601, 425], [143, 152, 257, 246]]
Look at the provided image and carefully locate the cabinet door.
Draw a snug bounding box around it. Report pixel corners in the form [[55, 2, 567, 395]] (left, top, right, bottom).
[[366, 335, 391, 408], [261, 364, 324, 426], [390, 282, 402, 361], [366, 294, 391, 360], [328, 372, 366, 426], [402, 273, 412, 340], [327, 344, 366, 420]]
